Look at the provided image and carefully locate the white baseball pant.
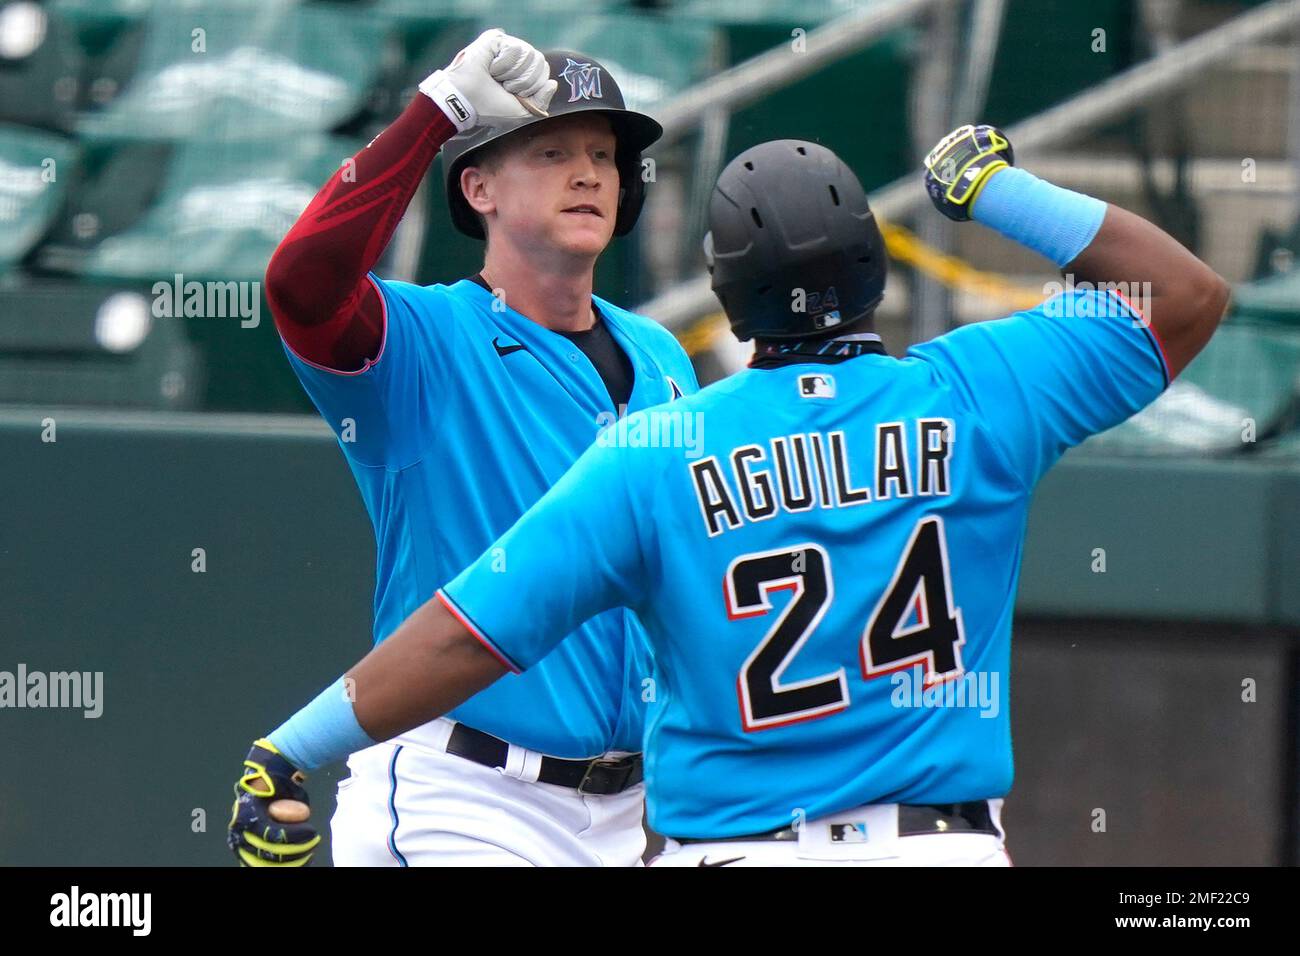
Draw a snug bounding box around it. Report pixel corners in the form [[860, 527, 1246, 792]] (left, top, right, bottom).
[[329, 720, 647, 867], [649, 799, 1012, 867]]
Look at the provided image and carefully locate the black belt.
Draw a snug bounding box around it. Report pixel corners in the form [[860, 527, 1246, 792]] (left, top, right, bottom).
[[675, 801, 999, 843], [445, 722, 643, 796]]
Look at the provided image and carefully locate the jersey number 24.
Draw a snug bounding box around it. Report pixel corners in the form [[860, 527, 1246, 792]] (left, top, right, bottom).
[[723, 516, 966, 732]]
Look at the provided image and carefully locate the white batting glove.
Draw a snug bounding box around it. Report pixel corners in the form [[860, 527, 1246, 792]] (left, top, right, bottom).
[[419, 28, 557, 133]]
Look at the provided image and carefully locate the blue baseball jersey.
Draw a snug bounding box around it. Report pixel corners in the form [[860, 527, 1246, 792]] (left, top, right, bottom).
[[441, 288, 1169, 837], [284, 275, 697, 758]]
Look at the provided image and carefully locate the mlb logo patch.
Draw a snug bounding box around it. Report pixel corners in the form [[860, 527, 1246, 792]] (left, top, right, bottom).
[[808, 287, 841, 330], [830, 822, 869, 843], [798, 374, 835, 399]]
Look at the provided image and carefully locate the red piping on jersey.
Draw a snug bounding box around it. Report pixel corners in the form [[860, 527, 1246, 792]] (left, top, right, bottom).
[[1108, 288, 1171, 382], [436, 590, 522, 675], [279, 274, 390, 376]]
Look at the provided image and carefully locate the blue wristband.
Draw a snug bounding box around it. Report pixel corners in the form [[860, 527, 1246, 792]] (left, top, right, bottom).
[[268, 676, 375, 771], [971, 166, 1107, 268]]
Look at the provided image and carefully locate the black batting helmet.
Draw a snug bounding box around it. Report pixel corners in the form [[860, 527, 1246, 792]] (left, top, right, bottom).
[[441, 49, 662, 240], [704, 139, 887, 341]]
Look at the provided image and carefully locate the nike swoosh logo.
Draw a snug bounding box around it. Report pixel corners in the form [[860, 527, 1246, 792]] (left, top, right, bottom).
[[493, 337, 527, 357], [697, 855, 746, 867]]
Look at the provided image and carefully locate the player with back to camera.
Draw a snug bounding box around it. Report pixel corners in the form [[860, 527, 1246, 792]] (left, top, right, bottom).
[[227, 29, 696, 867], [231, 126, 1229, 865]]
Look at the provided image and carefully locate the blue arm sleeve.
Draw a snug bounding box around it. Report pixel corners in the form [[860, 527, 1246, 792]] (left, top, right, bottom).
[[971, 167, 1107, 269], [439, 425, 654, 672], [911, 288, 1170, 488], [281, 276, 448, 469], [268, 676, 376, 771]]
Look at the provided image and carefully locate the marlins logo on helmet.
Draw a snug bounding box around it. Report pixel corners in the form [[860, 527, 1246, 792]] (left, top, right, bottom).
[[560, 58, 603, 101]]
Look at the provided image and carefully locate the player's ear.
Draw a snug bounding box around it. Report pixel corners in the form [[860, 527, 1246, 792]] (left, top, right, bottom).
[[461, 165, 497, 218]]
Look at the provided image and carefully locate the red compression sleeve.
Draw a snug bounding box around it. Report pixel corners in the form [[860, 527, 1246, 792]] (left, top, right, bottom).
[[265, 95, 457, 372]]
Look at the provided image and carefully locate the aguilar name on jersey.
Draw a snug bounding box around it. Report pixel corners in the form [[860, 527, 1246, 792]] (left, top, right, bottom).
[[440, 288, 1169, 837]]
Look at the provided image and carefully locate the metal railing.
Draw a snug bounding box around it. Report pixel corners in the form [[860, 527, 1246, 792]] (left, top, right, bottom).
[[654, 0, 951, 146], [639, 0, 1300, 331]]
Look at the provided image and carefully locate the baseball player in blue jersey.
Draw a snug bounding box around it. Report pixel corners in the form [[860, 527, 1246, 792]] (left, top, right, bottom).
[[230, 127, 1228, 865], [228, 31, 696, 867]]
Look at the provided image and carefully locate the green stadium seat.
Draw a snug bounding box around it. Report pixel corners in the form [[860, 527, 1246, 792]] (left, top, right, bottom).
[[370, 0, 462, 21], [1083, 320, 1300, 456], [33, 141, 172, 275], [676, 0, 852, 25], [76, 0, 387, 141], [372, 0, 620, 23], [1258, 429, 1300, 460], [0, 124, 78, 272], [48, 0, 154, 61], [0, 4, 84, 132], [40, 134, 359, 282], [0, 280, 203, 409], [4, 2, 150, 124], [51, 0, 160, 24], [65, 16, 148, 117], [1228, 269, 1300, 328]]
